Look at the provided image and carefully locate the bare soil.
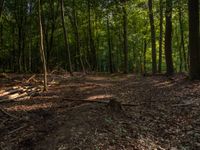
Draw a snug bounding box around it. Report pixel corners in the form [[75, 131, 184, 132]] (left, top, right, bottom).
[[0, 73, 200, 150]]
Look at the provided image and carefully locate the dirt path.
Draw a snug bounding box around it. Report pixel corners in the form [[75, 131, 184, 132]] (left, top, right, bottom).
[[0, 74, 200, 149]]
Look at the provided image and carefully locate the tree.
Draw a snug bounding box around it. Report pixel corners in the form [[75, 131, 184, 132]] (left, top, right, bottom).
[[158, 0, 163, 73], [178, 3, 187, 71], [46, 0, 59, 70], [71, 0, 85, 73], [60, 0, 73, 75], [165, 0, 174, 75], [148, 0, 157, 74], [122, 1, 128, 74], [107, 13, 113, 73], [39, 0, 48, 91], [188, 0, 199, 79], [88, 0, 97, 71], [0, 0, 4, 17]]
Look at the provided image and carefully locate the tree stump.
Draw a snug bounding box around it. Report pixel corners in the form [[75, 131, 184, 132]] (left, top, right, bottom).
[[108, 99, 123, 112]]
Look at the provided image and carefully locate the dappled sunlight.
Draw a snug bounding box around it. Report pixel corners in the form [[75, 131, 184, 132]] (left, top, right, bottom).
[[153, 81, 175, 88], [4, 102, 53, 112], [136, 136, 164, 149], [87, 94, 113, 101], [0, 85, 41, 103]]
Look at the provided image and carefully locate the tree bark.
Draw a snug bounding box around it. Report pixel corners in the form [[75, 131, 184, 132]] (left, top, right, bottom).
[[72, 0, 85, 73], [122, 2, 128, 74], [0, 0, 4, 17], [188, 0, 199, 79], [158, 0, 163, 73], [165, 0, 174, 75], [178, 5, 187, 72], [148, 0, 157, 74], [107, 14, 113, 73], [60, 0, 73, 75], [143, 39, 147, 75], [39, 0, 48, 91], [88, 0, 97, 71]]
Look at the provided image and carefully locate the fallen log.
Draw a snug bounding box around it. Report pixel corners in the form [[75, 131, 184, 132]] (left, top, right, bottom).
[[0, 88, 24, 97]]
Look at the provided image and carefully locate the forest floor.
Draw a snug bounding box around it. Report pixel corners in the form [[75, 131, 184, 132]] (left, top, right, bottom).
[[0, 73, 200, 150]]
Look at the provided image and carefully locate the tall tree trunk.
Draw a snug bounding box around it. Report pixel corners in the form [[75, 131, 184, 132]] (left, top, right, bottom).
[[88, 0, 97, 71], [0, 0, 4, 17], [107, 14, 113, 73], [178, 5, 187, 71], [158, 0, 163, 73], [39, 0, 48, 91], [47, 0, 57, 70], [28, 0, 33, 72], [148, 0, 157, 74], [122, 2, 128, 74], [18, 25, 23, 72], [188, 0, 199, 79], [72, 0, 85, 73], [143, 39, 147, 75], [165, 0, 174, 75], [60, 0, 73, 75]]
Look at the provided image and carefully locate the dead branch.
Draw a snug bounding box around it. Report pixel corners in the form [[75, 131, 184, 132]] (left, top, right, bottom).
[[62, 98, 144, 107], [26, 74, 36, 83], [8, 124, 27, 135], [62, 98, 109, 104], [172, 103, 199, 107], [0, 107, 19, 119], [0, 99, 15, 103]]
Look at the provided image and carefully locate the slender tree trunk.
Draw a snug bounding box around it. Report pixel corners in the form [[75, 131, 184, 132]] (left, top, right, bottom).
[[188, 0, 199, 79], [0, 22, 4, 71], [18, 25, 23, 72], [143, 39, 147, 75], [0, 0, 4, 17], [122, 2, 128, 74], [72, 0, 85, 73], [178, 6, 187, 71], [107, 14, 113, 73], [39, 0, 48, 91], [148, 0, 157, 74], [47, 0, 58, 70], [28, 0, 33, 72], [165, 0, 174, 75], [176, 26, 182, 72], [88, 0, 97, 71], [0, 0, 3, 70], [158, 0, 163, 73], [60, 0, 73, 75]]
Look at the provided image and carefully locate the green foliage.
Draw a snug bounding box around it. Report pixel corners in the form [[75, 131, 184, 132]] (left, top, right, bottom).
[[0, 0, 189, 73]]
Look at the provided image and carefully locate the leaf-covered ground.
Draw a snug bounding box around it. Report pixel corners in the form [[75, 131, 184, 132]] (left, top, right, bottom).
[[0, 73, 200, 150]]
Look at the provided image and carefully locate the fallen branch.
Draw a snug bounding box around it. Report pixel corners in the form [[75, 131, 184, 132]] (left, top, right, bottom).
[[172, 103, 199, 107], [8, 124, 27, 135], [26, 74, 36, 83], [0, 107, 19, 119], [63, 98, 109, 104], [62, 98, 145, 107], [0, 99, 15, 103]]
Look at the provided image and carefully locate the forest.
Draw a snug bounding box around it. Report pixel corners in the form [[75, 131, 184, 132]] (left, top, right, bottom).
[[0, 0, 199, 149]]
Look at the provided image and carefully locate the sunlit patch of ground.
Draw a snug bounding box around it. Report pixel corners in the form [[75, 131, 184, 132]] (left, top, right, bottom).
[[0, 73, 200, 149]]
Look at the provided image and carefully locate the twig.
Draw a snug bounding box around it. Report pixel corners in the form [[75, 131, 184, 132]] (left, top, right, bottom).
[[172, 103, 199, 107], [0, 107, 19, 119], [8, 124, 27, 135], [26, 74, 36, 83], [63, 98, 109, 104]]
